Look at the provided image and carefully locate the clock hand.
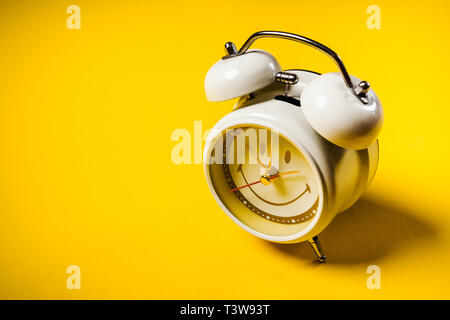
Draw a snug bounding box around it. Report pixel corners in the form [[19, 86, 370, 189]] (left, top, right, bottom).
[[230, 179, 263, 192], [275, 170, 300, 177], [230, 170, 300, 192]]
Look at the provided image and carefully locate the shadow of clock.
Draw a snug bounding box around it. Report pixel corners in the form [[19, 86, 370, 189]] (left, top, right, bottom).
[[268, 198, 438, 264]]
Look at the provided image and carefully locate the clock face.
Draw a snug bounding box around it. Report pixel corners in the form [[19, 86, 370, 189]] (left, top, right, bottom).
[[208, 126, 321, 237]]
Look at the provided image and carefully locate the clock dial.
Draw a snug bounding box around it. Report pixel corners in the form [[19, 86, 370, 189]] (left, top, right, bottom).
[[208, 126, 321, 237]]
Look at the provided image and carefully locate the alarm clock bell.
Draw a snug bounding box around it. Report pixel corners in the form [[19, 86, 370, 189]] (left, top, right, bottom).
[[203, 31, 384, 262]]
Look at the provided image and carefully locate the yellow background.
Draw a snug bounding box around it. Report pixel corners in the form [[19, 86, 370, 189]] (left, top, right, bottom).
[[0, 0, 449, 299]]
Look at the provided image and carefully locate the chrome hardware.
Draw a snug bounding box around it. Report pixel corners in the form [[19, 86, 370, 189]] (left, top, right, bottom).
[[228, 30, 370, 104], [308, 236, 326, 263], [354, 81, 371, 103], [224, 42, 238, 56], [275, 72, 299, 85], [275, 72, 299, 96]]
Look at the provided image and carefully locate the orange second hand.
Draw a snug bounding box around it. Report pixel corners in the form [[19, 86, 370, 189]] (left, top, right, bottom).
[[230, 180, 262, 192], [230, 170, 299, 192]]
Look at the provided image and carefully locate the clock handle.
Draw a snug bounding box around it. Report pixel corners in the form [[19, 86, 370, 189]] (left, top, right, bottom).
[[226, 30, 369, 104]]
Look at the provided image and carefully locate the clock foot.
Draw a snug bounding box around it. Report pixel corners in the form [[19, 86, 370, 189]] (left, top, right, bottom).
[[308, 236, 326, 263]]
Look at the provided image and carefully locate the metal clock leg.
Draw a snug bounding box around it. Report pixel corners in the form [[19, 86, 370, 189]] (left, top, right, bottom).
[[308, 236, 326, 263]]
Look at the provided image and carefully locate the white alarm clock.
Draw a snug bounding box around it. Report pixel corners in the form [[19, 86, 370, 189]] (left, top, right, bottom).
[[203, 31, 383, 262]]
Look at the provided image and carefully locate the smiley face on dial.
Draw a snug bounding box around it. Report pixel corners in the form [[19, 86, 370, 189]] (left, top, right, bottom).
[[208, 126, 320, 237]]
